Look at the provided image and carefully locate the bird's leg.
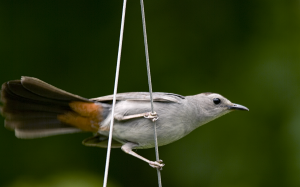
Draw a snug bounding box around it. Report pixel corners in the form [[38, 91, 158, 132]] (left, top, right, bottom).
[[121, 142, 164, 170], [114, 113, 147, 120], [114, 112, 158, 122]]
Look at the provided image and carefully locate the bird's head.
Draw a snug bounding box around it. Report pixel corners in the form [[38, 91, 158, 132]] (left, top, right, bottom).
[[198, 92, 249, 120]]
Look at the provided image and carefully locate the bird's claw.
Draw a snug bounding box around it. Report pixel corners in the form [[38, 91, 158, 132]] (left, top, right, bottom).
[[149, 160, 165, 170], [144, 112, 159, 122]]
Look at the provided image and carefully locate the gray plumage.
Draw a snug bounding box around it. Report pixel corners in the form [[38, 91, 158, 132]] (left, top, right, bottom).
[[97, 93, 238, 149], [0, 77, 248, 168]]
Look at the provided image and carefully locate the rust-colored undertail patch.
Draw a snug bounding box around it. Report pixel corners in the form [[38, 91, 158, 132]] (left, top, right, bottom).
[[69, 102, 102, 118], [57, 102, 104, 132]]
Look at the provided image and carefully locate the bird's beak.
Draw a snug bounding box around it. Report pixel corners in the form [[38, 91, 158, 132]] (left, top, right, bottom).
[[228, 103, 249, 111]]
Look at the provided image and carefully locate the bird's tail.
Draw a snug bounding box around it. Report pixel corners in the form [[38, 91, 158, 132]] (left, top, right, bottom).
[[0, 76, 109, 139]]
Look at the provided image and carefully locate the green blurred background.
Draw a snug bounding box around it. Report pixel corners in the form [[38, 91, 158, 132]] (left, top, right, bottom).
[[1, 0, 300, 187]]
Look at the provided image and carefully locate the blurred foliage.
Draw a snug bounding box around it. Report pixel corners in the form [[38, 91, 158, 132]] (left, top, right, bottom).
[[4, 171, 120, 187], [1, 0, 300, 187]]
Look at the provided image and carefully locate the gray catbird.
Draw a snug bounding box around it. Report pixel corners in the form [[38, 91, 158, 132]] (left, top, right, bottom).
[[0, 77, 248, 169]]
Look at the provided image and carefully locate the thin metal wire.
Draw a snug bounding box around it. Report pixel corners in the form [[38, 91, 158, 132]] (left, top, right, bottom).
[[103, 0, 127, 186], [140, 0, 162, 187]]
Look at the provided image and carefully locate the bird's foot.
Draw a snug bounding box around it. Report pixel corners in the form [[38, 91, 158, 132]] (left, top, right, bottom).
[[144, 112, 159, 122], [149, 160, 164, 170]]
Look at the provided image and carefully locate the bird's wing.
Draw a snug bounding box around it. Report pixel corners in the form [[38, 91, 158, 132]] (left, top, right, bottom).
[[91, 92, 185, 103]]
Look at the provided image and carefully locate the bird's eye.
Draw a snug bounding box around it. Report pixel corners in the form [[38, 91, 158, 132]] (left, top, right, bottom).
[[213, 98, 221, 104]]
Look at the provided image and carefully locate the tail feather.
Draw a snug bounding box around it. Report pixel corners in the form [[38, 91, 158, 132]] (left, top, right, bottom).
[[15, 128, 82, 139], [1, 82, 28, 103], [2, 99, 69, 114], [21, 76, 90, 102], [5, 118, 70, 130], [1, 81, 70, 115], [0, 77, 103, 139], [7, 80, 70, 106], [2, 111, 59, 120]]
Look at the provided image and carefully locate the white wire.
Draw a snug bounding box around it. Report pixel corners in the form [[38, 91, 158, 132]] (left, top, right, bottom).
[[103, 0, 127, 186], [140, 0, 162, 187]]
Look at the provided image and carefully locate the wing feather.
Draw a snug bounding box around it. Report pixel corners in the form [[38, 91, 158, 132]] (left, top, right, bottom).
[[91, 92, 185, 103]]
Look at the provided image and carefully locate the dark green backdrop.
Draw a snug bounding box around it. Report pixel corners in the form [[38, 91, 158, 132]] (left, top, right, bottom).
[[1, 1, 300, 187]]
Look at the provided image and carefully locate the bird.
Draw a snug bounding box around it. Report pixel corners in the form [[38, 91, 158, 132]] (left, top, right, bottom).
[[0, 76, 249, 169]]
